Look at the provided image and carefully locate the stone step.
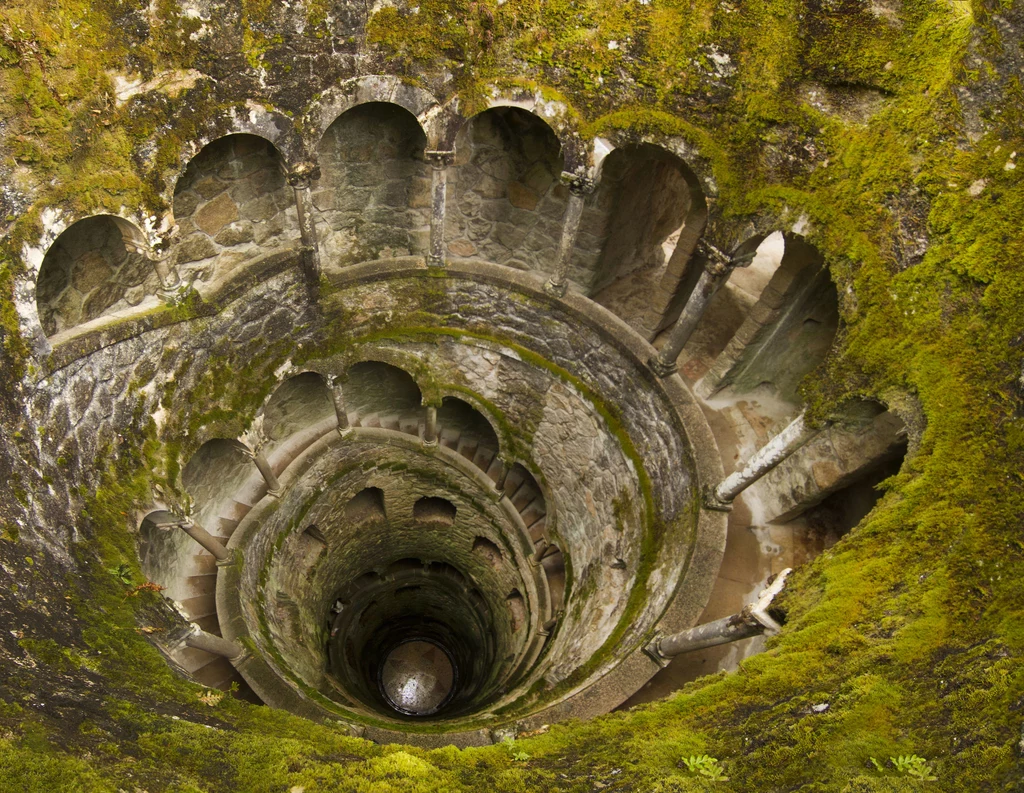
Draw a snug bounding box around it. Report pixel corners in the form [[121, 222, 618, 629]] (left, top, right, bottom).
[[191, 656, 236, 690], [511, 483, 537, 512], [457, 435, 479, 462], [179, 594, 217, 621], [527, 516, 547, 543], [474, 445, 497, 472], [399, 416, 421, 436], [218, 500, 251, 524], [485, 455, 504, 483], [362, 413, 381, 429], [185, 573, 217, 597], [520, 499, 546, 527], [504, 468, 526, 496], [439, 428, 460, 450], [193, 613, 221, 635], [215, 516, 240, 537], [380, 413, 401, 431]]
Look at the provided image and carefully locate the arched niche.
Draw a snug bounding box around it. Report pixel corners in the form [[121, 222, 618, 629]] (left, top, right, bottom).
[[137, 510, 194, 603], [414, 496, 457, 525], [35, 216, 160, 337], [697, 233, 840, 403], [345, 487, 386, 523], [315, 102, 431, 267], [671, 232, 786, 379], [586, 144, 707, 339], [343, 360, 424, 420], [472, 536, 503, 569], [296, 525, 327, 570], [172, 134, 298, 291], [505, 589, 526, 632], [436, 396, 501, 461], [180, 438, 255, 534], [138, 510, 224, 634], [262, 372, 335, 443], [445, 106, 566, 270]]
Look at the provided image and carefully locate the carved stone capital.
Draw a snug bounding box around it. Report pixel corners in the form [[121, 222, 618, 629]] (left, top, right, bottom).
[[560, 171, 595, 196], [287, 161, 321, 188], [425, 150, 456, 169], [696, 238, 732, 277], [642, 634, 671, 668], [702, 483, 734, 512], [647, 354, 678, 379]]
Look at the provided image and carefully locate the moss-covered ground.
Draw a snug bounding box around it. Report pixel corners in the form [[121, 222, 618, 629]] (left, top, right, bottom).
[[1, 0, 1023, 790]]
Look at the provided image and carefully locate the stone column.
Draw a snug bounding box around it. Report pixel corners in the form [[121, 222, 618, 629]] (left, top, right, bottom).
[[327, 375, 351, 435], [244, 444, 282, 497], [646, 570, 790, 661], [543, 173, 595, 297], [153, 516, 230, 561], [492, 459, 510, 494], [125, 237, 179, 298], [179, 520, 231, 562], [649, 241, 735, 377], [185, 628, 247, 662], [288, 162, 323, 287], [423, 405, 439, 446], [708, 411, 823, 509], [425, 150, 455, 268]]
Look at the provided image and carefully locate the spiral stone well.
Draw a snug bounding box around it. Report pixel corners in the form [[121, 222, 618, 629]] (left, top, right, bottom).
[[124, 253, 725, 744]]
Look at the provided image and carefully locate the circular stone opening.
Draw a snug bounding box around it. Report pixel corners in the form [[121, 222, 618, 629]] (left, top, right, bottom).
[[379, 639, 456, 716]]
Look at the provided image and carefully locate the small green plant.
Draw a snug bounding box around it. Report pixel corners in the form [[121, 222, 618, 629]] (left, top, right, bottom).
[[502, 736, 530, 762], [682, 755, 729, 781], [107, 563, 133, 586], [870, 755, 938, 780]]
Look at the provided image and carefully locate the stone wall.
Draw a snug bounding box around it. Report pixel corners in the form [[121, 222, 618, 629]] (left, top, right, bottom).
[[172, 135, 300, 292], [445, 108, 568, 273], [314, 102, 432, 267]]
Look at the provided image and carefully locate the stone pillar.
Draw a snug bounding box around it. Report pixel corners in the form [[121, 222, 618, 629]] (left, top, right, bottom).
[[327, 375, 351, 435], [179, 520, 231, 562], [649, 241, 736, 377], [185, 628, 247, 662], [126, 237, 179, 298], [425, 150, 455, 268], [544, 173, 595, 297], [646, 570, 790, 661], [708, 411, 823, 508], [154, 516, 230, 561], [493, 460, 510, 494], [288, 162, 323, 287], [244, 444, 282, 497], [424, 405, 438, 446]]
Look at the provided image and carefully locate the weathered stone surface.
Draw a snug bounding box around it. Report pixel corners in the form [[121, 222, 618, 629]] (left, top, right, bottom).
[[195, 192, 240, 235], [447, 239, 476, 257], [175, 234, 218, 264], [508, 181, 539, 210], [214, 222, 255, 246]]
